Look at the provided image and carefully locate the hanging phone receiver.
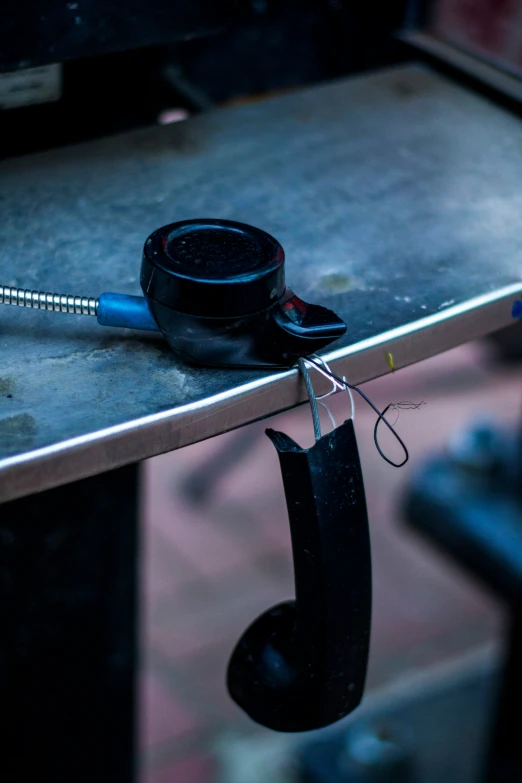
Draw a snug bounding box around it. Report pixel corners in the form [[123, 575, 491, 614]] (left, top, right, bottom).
[[227, 418, 372, 731]]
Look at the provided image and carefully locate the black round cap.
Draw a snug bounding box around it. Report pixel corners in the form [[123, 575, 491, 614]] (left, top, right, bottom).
[[141, 219, 286, 317]]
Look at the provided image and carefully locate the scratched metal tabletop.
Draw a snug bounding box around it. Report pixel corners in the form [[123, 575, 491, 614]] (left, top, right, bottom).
[[1, 64, 522, 502]]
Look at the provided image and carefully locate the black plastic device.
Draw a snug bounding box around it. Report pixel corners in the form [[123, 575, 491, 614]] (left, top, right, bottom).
[[227, 420, 371, 732], [140, 218, 346, 368]]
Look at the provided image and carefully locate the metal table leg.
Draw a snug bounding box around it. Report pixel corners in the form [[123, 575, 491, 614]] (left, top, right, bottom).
[[0, 463, 139, 783]]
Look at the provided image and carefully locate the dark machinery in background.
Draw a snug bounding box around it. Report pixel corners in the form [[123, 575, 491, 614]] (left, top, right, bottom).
[[404, 420, 522, 783], [0, 1, 407, 156]]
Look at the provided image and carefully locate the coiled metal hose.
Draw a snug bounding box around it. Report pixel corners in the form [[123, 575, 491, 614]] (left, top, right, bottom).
[[0, 286, 98, 316]]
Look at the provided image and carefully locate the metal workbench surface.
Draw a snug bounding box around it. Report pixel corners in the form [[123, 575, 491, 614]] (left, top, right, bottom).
[[1, 64, 522, 502]]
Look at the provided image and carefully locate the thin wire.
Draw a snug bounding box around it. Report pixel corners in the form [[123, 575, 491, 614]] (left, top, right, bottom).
[[309, 355, 339, 399], [306, 357, 345, 390], [300, 357, 337, 435], [317, 387, 336, 400], [317, 400, 337, 431], [390, 401, 426, 410], [386, 406, 401, 428], [306, 356, 410, 468], [306, 354, 355, 421], [373, 403, 409, 462], [374, 401, 425, 446], [343, 376, 355, 422], [297, 358, 322, 442]]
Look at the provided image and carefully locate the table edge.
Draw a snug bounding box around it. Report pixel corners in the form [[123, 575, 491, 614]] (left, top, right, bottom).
[[1, 282, 520, 503]]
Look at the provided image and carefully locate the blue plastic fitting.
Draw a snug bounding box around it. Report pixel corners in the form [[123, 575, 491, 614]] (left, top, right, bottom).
[[96, 293, 159, 332]]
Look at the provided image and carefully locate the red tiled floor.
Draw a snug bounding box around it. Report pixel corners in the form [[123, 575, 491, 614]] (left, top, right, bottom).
[[144, 478, 256, 580], [140, 673, 201, 751], [143, 527, 199, 601], [144, 755, 216, 783], [174, 641, 253, 724], [148, 565, 289, 662]]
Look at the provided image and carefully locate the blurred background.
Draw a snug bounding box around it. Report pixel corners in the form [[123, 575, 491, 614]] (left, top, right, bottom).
[[4, 0, 522, 781]]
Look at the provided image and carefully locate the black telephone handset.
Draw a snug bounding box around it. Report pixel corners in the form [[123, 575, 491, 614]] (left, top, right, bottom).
[[227, 419, 371, 732]]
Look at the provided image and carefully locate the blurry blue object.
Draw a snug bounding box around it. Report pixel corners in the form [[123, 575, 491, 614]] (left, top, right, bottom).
[[403, 419, 522, 782], [511, 299, 522, 318], [297, 723, 413, 783]]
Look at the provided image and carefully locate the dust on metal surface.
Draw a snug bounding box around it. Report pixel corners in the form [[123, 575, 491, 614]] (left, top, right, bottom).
[[1, 64, 522, 499]]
